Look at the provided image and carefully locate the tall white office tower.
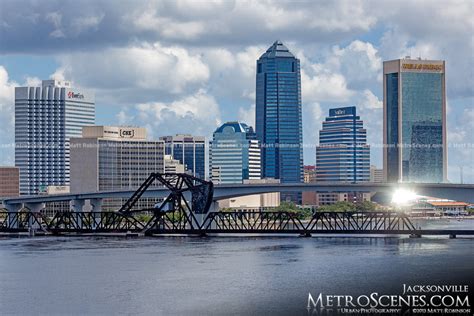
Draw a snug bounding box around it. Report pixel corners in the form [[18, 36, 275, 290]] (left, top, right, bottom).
[[15, 80, 95, 195]]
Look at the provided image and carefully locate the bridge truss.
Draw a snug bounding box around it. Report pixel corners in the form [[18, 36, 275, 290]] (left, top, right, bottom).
[[1, 173, 471, 236], [0, 209, 425, 235]]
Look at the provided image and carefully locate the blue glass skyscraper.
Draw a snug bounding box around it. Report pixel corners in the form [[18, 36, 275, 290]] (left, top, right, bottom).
[[383, 58, 446, 183], [255, 41, 303, 200], [316, 106, 370, 183]]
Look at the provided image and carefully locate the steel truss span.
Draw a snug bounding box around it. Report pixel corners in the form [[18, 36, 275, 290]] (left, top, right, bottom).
[[1, 173, 472, 237], [1, 210, 472, 236]]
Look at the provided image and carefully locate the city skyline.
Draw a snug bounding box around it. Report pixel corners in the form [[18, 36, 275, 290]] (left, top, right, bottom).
[[0, 0, 472, 183]]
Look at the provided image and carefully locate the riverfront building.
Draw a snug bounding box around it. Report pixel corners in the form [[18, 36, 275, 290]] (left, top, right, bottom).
[[160, 134, 206, 179], [370, 165, 384, 183], [255, 40, 303, 201], [210, 122, 261, 184], [316, 106, 370, 182], [0, 167, 20, 197], [15, 80, 95, 195], [383, 58, 446, 183], [70, 126, 164, 211], [314, 106, 370, 206]]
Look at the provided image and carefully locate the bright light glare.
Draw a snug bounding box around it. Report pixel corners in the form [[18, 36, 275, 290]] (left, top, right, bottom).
[[391, 189, 418, 205]]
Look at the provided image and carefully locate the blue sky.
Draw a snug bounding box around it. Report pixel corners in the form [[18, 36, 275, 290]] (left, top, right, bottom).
[[0, 0, 473, 183]]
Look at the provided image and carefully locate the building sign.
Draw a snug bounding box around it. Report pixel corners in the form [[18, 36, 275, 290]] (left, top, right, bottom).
[[330, 106, 356, 117], [67, 91, 85, 99], [402, 63, 443, 72], [120, 129, 135, 138]]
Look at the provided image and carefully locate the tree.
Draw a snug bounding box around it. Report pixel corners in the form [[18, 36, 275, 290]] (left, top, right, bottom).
[[317, 201, 355, 212]]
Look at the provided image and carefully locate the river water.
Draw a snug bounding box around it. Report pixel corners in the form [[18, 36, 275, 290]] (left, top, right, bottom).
[[0, 219, 473, 315]]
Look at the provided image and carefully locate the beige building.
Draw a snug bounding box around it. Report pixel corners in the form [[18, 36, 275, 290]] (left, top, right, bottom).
[[164, 155, 185, 174], [218, 178, 280, 210], [70, 126, 164, 211], [0, 167, 20, 197], [370, 165, 384, 183]]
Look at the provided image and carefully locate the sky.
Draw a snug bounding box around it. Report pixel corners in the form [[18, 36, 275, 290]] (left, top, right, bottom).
[[0, 0, 473, 183]]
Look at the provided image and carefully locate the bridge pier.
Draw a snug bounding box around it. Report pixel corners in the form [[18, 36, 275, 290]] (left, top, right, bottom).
[[89, 199, 102, 230], [71, 199, 85, 228], [24, 203, 45, 233]]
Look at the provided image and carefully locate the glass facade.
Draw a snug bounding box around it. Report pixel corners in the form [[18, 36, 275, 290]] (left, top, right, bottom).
[[160, 135, 206, 179], [383, 59, 445, 183], [255, 41, 303, 201], [316, 106, 370, 183], [210, 122, 261, 184]]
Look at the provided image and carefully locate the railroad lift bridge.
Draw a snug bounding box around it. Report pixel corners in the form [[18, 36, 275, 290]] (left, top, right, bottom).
[[1, 173, 473, 238]]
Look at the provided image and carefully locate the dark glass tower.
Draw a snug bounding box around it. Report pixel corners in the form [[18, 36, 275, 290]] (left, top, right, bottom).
[[255, 41, 303, 201], [383, 58, 446, 183]]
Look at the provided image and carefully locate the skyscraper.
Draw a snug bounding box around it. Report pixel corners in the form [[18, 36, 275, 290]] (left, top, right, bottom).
[[383, 58, 446, 183], [316, 106, 370, 182], [255, 40, 303, 200], [210, 122, 261, 184], [15, 80, 95, 195], [160, 135, 206, 179]]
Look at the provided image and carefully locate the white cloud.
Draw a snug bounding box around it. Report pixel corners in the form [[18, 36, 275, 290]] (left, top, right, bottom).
[[132, 89, 221, 138], [55, 42, 210, 99], [0, 66, 19, 164], [71, 13, 105, 34], [302, 70, 353, 103], [238, 104, 255, 127], [359, 89, 382, 109]]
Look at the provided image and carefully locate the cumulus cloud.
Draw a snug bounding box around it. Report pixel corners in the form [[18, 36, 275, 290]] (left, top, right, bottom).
[[0, 67, 21, 164], [54, 42, 210, 102], [131, 89, 221, 138], [238, 104, 255, 127]]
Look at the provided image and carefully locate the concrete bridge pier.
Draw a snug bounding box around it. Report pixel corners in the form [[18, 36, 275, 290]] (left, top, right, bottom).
[[5, 203, 22, 229], [24, 203, 45, 234], [70, 199, 85, 228], [89, 199, 102, 230]]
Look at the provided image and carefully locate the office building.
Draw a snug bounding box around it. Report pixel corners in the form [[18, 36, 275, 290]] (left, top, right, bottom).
[[302, 166, 318, 206], [210, 122, 261, 184], [0, 167, 20, 197], [15, 80, 95, 195], [303, 165, 317, 183], [255, 40, 303, 201], [160, 134, 205, 179], [70, 126, 164, 211], [370, 165, 384, 183], [383, 58, 446, 183], [314, 106, 370, 206], [316, 106, 370, 182], [164, 155, 185, 174]]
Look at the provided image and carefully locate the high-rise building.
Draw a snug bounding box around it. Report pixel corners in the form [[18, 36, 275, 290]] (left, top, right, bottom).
[[70, 126, 164, 211], [316, 106, 370, 182], [383, 58, 446, 183], [0, 167, 20, 197], [256, 40, 303, 201], [210, 122, 261, 184], [15, 80, 95, 195], [160, 134, 206, 179]]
